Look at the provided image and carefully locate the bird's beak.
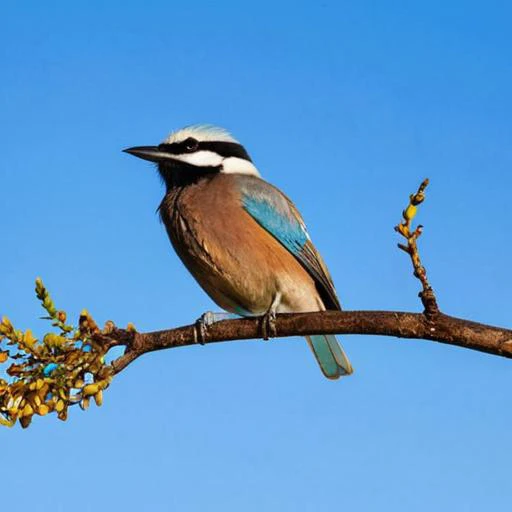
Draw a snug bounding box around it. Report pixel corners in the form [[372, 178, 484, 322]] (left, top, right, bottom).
[[123, 146, 170, 163]]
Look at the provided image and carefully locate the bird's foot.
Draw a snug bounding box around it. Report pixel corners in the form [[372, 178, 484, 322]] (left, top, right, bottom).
[[194, 311, 239, 345], [261, 309, 277, 341], [260, 292, 282, 340]]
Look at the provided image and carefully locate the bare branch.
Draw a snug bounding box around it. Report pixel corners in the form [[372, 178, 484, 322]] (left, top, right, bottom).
[[102, 311, 512, 374]]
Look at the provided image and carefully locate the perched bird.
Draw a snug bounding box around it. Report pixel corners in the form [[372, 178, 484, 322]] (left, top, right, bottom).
[[124, 125, 353, 379]]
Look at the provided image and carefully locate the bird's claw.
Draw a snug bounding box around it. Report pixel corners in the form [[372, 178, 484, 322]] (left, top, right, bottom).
[[194, 313, 211, 345], [261, 309, 277, 340], [194, 311, 236, 345]]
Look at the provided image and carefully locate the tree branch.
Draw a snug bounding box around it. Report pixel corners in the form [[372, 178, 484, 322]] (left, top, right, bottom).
[[105, 311, 512, 374]]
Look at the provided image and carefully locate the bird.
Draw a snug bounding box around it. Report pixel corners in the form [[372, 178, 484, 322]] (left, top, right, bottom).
[[124, 125, 353, 379]]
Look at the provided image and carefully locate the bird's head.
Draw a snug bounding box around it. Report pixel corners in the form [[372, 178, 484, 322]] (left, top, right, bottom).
[[124, 125, 259, 188]]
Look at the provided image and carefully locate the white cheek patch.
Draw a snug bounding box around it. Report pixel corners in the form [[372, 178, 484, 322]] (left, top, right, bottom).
[[174, 150, 224, 167], [221, 156, 260, 176]]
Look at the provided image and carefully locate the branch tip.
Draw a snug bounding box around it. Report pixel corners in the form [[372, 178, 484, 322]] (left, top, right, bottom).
[[395, 179, 439, 316]]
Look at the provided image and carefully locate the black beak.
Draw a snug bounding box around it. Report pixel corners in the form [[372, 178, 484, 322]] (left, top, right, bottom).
[[123, 145, 170, 163]]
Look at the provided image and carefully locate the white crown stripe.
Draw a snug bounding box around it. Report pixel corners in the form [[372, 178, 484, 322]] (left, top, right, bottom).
[[164, 124, 239, 144]]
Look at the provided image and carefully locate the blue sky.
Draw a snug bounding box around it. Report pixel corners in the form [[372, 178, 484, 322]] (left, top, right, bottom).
[[1, 1, 511, 510]]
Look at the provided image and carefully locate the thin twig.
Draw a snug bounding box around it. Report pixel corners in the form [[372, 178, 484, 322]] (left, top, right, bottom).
[[395, 178, 439, 317]]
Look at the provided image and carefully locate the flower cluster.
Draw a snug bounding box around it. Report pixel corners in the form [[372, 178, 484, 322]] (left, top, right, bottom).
[[0, 278, 114, 428]]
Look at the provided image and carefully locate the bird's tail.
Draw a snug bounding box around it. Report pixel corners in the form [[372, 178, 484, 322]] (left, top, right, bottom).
[[305, 335, 353, 379]]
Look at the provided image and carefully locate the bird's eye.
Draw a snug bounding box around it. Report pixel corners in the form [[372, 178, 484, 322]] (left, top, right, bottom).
[[183, 137, 199, 152]]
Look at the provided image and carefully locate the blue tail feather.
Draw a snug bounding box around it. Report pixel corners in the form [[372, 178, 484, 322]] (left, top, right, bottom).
[[305, 335, 353, 379]]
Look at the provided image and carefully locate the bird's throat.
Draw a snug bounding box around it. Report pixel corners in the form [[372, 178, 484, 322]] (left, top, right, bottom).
[[158, 161, 220, 189]]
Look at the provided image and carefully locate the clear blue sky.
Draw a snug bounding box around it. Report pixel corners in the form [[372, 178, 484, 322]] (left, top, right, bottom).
[[2, 1, 511, 510]]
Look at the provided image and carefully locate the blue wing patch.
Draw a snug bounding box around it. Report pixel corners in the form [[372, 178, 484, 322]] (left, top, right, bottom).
[[242, 194, 308, 255]]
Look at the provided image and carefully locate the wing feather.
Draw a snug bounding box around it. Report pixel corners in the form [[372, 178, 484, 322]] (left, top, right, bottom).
[[237, 175, 341, 310]]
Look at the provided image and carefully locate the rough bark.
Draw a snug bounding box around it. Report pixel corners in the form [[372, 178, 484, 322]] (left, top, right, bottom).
[[103, 310, 512, 374]]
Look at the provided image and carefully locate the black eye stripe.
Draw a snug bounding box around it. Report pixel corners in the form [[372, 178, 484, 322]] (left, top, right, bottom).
[[158, 141, 193, 154], [158, 141, 252, 162], [201, 141, 252, 162]]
